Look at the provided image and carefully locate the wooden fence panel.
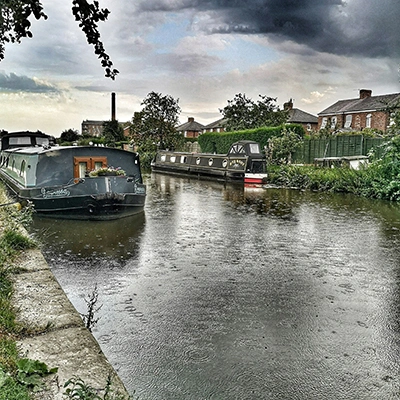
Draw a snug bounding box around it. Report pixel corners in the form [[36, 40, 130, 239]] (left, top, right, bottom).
[[293, 136, 387, 164]]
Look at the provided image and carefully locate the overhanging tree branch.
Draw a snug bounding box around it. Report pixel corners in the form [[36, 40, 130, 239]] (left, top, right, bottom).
[[0, 0, 118, 79]]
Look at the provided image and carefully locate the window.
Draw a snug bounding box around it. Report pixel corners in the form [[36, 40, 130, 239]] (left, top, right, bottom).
[[74, 157, 107, 178], [248, 143, 260, 154], [331, 117, 337, 128], [229, 144, 245, 155], [20, 160, 26, 176], [9, 137, 31, 146], [366, 114, 372, 128], [344, 115, 352, 128], [320, 117, 328, 129], [36, 137, 49, 146]]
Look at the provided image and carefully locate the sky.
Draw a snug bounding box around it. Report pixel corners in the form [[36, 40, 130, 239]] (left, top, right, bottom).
[[1, 0, 400, 137]]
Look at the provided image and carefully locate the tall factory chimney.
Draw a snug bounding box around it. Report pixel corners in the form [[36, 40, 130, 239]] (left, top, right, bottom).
[[111, 92, 116, 121]]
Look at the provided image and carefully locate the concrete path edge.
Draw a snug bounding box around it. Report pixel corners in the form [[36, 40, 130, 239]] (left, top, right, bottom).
[[11, 247, 131, 399]]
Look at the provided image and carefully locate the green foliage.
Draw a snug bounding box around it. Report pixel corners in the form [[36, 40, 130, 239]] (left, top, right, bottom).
[[60, 129, 80, 143], [267, 126, 303, 165], [198, 124, 304, 153], [134, 137, 158, 170], [267, 135, 400, 202], [130, 92, 181, 150], [102, 120, 124, 145], [0, 338, 19, 373], [0, 228, 35, 252], [220, 93, 288, 131], [0, 1, 117, 78], [64, 375, 132, 400], [16, 358, 57, 391], [0, 368, 31, 400]]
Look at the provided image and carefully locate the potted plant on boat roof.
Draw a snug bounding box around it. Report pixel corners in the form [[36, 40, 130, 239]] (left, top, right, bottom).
[[88, 166, 126, 177]]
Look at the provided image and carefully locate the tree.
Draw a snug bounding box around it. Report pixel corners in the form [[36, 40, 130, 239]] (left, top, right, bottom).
[[267, 126, 302, 165], [220, 93, 288, 131], [60, 128, 80, 143], [102, 120, 124, 145], [0, 0, 118, 79], [130, 91, 182, 149]]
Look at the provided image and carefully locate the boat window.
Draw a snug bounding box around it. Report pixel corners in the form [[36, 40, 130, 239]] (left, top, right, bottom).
[[180, 156, 187, 164], [248, 143, 260, 154], [20, 160, 26, 176], [74, 156, 107, 178], [36, 137, 50, 146], [11, 159, 15, 171], [9, 137, 31, 146], [170, 156, 176, 163], [229, 144, 245, 155], [78, 162, 87, 178]]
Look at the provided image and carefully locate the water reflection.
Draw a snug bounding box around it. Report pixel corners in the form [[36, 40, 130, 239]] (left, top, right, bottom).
[[34, 173, 400, 399], [31, 212, 145, 260]]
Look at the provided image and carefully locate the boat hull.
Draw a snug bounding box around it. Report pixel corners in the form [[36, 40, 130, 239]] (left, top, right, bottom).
[[0, 141, 146, 220], [1, 172, 146, 220]]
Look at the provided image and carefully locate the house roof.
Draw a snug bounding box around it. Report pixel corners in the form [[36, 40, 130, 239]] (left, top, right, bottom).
[[319, 92, 400, 116], [177, 119, 205, 132], [288, 108, 318, 124], [204, 118, 228, 129]]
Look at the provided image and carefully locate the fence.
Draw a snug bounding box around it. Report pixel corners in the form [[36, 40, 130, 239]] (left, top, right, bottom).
[[293, 136, 387, 164]]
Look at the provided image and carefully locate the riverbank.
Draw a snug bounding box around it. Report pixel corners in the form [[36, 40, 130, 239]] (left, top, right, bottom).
[[13, 247, 131, 399], [0, 185, 131, 399]]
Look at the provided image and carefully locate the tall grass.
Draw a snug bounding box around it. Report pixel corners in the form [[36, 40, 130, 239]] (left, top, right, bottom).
[[267, 136, 400, 202]]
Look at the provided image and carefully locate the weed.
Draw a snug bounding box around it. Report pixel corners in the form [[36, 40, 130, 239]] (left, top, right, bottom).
[[63, 374, 134, 400], [81, 285, 103, 332], [16, 358, 58, 392]]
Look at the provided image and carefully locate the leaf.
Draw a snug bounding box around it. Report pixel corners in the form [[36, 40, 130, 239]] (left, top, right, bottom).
[[16, 358, 58, 376]]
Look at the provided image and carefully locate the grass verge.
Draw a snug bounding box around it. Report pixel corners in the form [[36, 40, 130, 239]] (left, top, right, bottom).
[[0, 188, 36, 399]]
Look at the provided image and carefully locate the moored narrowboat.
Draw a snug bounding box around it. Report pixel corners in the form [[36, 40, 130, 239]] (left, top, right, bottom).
[[151, 140, 268, 184], [0, 131, 146, 220]]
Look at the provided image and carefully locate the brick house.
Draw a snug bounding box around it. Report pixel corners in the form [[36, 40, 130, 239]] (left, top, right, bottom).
[[203, 118, 227, 133], [176, 117, 205, 138], [317, 89, 400, 132], [284, 99, 318, 132]]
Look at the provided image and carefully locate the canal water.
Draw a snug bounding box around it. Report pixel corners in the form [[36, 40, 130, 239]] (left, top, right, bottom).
[[31, 173, 400, 399]]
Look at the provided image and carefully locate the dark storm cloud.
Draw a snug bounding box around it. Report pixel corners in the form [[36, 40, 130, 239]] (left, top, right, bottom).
[[0, 72, 59, 93], [136, 0, 400, 58]]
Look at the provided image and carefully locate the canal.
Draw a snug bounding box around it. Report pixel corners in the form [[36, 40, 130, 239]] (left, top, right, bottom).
[[31, 173, 400, 399]]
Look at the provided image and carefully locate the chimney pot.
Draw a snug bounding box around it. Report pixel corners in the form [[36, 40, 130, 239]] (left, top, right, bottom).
[[359, 89, 372, 99], [284, 99, 293, 110]]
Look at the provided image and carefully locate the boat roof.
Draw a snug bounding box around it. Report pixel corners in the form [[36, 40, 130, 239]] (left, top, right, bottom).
[[3, 145, 134, 156]]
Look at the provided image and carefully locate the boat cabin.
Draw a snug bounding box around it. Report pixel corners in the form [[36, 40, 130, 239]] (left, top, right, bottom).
[[0, 131, 55, 150]]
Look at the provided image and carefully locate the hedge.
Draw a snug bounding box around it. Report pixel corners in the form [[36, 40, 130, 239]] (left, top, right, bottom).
[[198, 124, 305, 153]]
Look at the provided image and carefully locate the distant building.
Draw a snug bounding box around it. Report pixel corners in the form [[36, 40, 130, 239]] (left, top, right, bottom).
[[81, 120, 104, 137], [176, 117, 205, 138], [284, 99, 318, 132], [318, 89, 400, 132], [203, 118, 227, 133]]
